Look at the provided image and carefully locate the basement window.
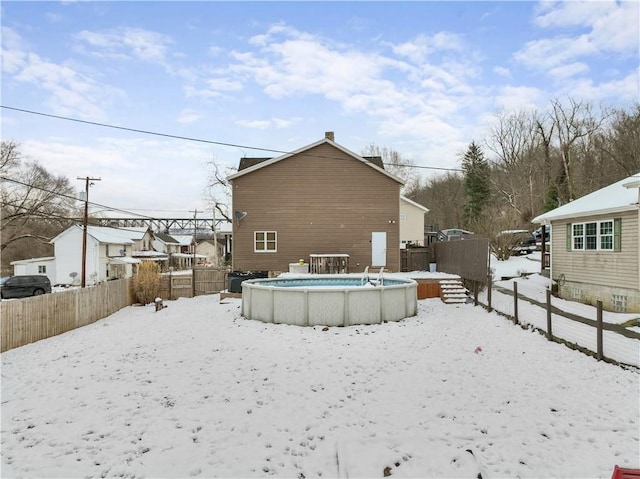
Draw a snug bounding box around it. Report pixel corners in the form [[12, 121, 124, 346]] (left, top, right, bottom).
[[254, 231, 277, 253], [611, 294, 627, 313]]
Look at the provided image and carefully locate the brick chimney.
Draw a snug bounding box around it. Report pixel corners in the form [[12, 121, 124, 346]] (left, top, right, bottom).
[[325, 131, 335, 141]]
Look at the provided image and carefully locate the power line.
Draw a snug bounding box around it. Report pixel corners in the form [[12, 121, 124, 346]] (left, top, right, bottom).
[[1, 105, 463, 172], [1, 175, 157, 220]]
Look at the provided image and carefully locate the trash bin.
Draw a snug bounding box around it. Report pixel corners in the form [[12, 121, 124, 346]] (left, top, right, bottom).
[[227, 271, 268, 293]]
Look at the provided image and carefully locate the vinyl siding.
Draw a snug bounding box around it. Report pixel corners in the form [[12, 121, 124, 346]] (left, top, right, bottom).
[[400, 200, 426, 246], [231, 143, 401, 273], [551, 210, 639, 290]]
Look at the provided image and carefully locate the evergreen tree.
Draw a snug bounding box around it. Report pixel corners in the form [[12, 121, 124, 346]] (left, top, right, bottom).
[[461, 141, 490, 226]]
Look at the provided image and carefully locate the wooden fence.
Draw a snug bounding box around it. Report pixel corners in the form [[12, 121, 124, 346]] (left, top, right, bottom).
[[433, 237, 489, 284], [476, 278, 640, 369], [1, 278, 135, 353], [1, 268, 230, 353], [157, 268, 229, 299], [400, 247, 430, 272]]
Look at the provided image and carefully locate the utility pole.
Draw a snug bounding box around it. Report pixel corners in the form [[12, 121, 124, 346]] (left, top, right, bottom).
[[212, 204, 219, 267], [77, 177, 101, 288], [190, 209, 199, 297]]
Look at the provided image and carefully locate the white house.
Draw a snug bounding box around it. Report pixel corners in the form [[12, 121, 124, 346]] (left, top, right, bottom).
[[10, 257, 56, 283], [50, 225, 143, 286], [400, 196, 429, 248], [532, 172, 639, 313]]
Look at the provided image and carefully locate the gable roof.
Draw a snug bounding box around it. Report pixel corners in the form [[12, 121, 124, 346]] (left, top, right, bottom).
[[50, 225, 145, 245], [154, 232, 179, 244], [400, 195, 430, 213], [532, 173, 640, 224], [227, 136, 404, 185]]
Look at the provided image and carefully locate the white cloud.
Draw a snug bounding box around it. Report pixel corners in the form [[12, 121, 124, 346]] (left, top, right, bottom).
[[514, 35, 594, 70], [516, 1, 639, 73], [2, 27, 122, 120], [556, 69, 640, 104], [177, 109, 202, 124], [548, 62, 589, 79], [493, 66, 511, 78], [391, 32, 464, 63], [21, 137, 216, 212], [75, 27, 173, 64], [493, 86, 545, 113], [236, 117, 300, 130]]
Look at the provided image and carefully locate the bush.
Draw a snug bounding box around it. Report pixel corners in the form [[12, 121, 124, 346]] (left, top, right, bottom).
[[133, 261, 161, 305]]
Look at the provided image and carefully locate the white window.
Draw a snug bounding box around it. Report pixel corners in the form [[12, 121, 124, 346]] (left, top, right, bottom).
[[399, 214, 406, 221], [38, 265, 47, 274], [572, 220, 614, 251], [254, 231, 277, 252]]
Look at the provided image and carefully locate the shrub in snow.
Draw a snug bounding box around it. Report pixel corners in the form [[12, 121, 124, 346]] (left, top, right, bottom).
[[133, 261, 161, 305]]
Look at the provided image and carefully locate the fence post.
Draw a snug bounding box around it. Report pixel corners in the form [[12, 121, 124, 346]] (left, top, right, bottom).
[[513, 281, 519, 324], [546, 289, 553, 341], [487, 274, 493, 312], [596, 300, 603, 361], [473, 280, 479, 306]]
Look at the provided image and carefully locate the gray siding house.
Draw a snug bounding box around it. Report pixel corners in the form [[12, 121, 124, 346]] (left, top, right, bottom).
[[533, 173, 639, 313]]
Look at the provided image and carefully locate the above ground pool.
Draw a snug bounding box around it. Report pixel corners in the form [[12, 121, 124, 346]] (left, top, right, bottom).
[[241, 274, 418, 326]]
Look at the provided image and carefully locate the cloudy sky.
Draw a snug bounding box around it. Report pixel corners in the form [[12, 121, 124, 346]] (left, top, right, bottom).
[[1, 1, 638, 217]]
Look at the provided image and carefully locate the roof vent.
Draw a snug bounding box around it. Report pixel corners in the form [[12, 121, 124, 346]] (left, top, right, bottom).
[[325, 131, 335, 141]]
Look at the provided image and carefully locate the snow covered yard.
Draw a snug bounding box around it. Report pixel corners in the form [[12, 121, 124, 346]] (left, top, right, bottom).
[[1, 292, 638, 478]]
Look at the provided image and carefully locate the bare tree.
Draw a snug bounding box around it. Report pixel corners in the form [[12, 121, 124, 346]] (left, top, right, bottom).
[[1, 141, 77, 274], [486, 109, 544, 220], [550, 98, 606, 203], [361, 143, 420, 192], [203, 156, 235, 223], [596, 103, 640, 179]]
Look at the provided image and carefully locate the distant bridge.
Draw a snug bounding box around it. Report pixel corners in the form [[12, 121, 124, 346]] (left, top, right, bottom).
[[87, 217, 231, 233]]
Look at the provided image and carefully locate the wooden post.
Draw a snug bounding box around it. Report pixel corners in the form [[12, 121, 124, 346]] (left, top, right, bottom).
[[513, 281, 519, 324], [546, 289, 553, 341], [487, 274, 493, 312], [596, 300, 603, 361], [473, 280, 479, 306]]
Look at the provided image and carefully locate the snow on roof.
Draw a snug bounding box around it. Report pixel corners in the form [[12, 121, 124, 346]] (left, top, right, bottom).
[[171, 234, 195, 246], [85, 225, 144, 244], [10, 256, 56, 265], [532, 173, 640, 224]]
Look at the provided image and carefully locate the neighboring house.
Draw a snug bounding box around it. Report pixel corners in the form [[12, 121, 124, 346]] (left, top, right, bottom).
[[50, 225, 142, 286], [400, 196, 429, 248], [196, 239, 225, 266], [10, 257, 56, 283], [227, 132, 404, 273], [170, 234, 206, 269], [153, 232, 181, 256], [532, 173, 639, 313]]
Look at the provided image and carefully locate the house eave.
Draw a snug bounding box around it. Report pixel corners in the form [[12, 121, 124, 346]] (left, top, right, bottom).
[[532, 204, 638, 224], [227, 137, 405, 185]]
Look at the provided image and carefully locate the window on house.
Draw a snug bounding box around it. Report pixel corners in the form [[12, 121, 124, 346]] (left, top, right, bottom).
[[571, 219, 617, 251], [254, 231, 277, 252], [38, 265, 46, 274]]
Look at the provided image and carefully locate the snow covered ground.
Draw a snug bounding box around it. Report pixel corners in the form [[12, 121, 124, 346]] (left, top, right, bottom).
[[1, 255, 639, 478]]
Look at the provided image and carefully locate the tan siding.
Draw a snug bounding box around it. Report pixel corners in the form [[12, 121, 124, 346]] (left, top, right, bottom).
[[232, 143, 401, 273], [551, 210, 639, 289]]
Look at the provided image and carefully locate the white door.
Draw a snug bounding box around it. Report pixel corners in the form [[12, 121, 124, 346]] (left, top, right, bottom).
[[372, 232, 387, 267]]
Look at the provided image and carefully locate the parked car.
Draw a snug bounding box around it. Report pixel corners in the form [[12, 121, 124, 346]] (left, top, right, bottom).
[[533, 225, 550, 246], [441, 228, 474, 240], [498, 230, 537, 255], [0, 275, 52, 299]]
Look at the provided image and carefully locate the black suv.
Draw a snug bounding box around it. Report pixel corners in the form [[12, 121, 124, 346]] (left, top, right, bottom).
[[0, 275, 52, 299]]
